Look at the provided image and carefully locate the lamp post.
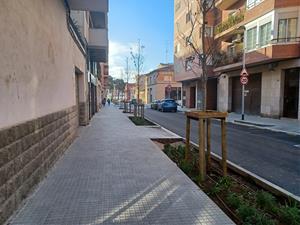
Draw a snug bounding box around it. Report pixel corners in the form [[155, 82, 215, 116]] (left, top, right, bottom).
[[130, 39, 145, 105]]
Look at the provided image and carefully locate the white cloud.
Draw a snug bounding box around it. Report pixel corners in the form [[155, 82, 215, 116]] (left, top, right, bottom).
[[109, 40, 136, 81]]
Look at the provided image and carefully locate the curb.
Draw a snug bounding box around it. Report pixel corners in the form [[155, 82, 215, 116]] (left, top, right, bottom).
[[144, 116, 182, 139], [230, 121, 300, 136]]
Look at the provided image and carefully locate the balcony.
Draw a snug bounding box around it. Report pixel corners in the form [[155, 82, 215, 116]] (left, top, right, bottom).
[[215, 50, 243, 68], [215, 0, 240, 10], [214, 38, 300, 72], [215, 10, 245, 39], [66, 0, 108, 12], [89, 28, 108, 47]]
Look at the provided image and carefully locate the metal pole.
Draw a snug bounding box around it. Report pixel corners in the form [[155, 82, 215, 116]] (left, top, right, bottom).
[[242, 84, 245, 120], [137, 40, 140, 104], [241, 31, 246, 121]]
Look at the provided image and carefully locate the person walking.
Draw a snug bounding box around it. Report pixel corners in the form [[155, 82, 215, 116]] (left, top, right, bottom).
[[102, 98, 106, 107], [107, 98, 111, 106]]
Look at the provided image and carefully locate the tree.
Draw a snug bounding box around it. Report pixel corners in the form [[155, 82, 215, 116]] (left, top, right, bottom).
[[107, 75, 114, 93], [177, 0, 218, 110], [114, 79, 126, 100], [130, 39, 145, 104]]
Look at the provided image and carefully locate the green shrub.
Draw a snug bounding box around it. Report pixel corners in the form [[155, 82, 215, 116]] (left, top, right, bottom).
[[210, 176, 233, 195], [279, 204, 300, 225], [226, 193, 242, 209], [243, 213, 276, 225], [237, 203, 257, 222], [256, 191, 277, 212], [163, 144, 187, 165], [236, 203, 276, 225], [179, 160, 193, 175]]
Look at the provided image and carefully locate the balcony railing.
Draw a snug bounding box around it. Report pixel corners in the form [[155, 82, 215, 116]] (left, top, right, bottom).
[[271, 37, 300, 44], [67, 14, 88, 55], [215, 51, 243, 67], [215, 11, 245, 35]]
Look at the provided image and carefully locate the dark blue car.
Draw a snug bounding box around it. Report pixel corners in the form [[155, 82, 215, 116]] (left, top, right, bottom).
[[158, 99, 177, 112]]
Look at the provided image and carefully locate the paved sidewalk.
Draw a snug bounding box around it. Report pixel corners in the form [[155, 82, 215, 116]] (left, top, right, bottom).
[[228, 113, 300, 135], [177, 107, 300, 135], [8, 107, 234, 225]]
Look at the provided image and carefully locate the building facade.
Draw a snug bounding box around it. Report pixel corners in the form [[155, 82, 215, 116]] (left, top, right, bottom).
[[138, 74, 148, 104], [0, 0, 108, 223], [146, 64, 182, 104], [125, 83, 136, 101], [174, 0, 218, 110], [215, 0, 300, 119]]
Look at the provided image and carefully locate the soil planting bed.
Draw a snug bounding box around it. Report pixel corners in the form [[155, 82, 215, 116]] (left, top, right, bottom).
[[153, 140, 300, 225]]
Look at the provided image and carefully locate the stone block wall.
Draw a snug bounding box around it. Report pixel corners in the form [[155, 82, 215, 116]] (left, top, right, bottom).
[[0, 106, 78, 224], [79, 102, 89, 126]]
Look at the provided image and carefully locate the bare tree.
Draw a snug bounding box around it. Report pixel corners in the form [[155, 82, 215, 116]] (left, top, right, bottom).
[[124, 57, 131, 101], [130, 39, 145, 104], [177, 0, 219, 110]]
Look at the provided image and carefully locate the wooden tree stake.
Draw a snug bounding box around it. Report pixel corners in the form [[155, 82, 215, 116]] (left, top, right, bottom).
[[199, 118, 206, 182], [221, 119, 227, 176], [185, 117, 191, 162], [206, 118, 211, 172]]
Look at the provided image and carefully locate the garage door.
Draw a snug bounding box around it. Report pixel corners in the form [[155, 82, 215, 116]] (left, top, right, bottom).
[[207, 78, 217, 110], [232, 73, 262, 115]]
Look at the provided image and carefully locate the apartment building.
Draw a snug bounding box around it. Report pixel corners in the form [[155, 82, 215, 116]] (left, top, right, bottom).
[[0, 0, 108, 223], [100, 62, 110, 105], [146, 64, 182, 104], [215, 0, 300, 119], [174, 0, 218, 109]]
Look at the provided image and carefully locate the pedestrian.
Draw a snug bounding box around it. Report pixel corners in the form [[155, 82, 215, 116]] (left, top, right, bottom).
[[107, 98, 111, 106], [102, 98, 106, 107]]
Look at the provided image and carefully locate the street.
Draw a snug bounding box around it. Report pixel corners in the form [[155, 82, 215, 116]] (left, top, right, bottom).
[[145, 108, 300, 196]]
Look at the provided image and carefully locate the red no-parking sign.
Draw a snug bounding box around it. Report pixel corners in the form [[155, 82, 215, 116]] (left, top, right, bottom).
[[240, 68, 249, 85], [240, 76, 248, 85]]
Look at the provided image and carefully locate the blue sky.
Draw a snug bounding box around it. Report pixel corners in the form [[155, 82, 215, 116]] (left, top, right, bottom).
[[108, 0, 174, 79]]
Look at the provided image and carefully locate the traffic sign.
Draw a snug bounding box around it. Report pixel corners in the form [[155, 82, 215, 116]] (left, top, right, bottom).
[[240, 76, 248, 85], [240, 68, 249, 77]]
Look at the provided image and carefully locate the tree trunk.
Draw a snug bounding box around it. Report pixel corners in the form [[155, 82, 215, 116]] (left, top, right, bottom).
[[201, 7, 207, 111]]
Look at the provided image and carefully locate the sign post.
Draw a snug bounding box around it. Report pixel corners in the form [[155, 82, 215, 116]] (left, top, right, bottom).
[[240, 26, 248, 121], [240, 61, 249, 120]]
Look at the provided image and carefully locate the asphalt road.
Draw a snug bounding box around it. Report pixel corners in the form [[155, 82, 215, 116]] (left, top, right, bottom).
[[145, 108, 300, 196]]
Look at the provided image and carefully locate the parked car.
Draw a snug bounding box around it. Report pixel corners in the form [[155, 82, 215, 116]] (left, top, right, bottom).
[[158, 99, 177, 112], [130, 99, 137, 105], [151, 100, 161, 110]]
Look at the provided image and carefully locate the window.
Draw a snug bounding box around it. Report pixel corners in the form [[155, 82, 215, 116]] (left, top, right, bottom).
[[175, 43, 180, 54], [201, 26, 213, 37], [247, 0, 263, 9], [278, 18, 298, 42], [259, 22, 271, 46], [185, 57, 194, 71], [246, 27, 257, 50], [164, 76, 171, 81], [186, 10, 191, 23], [186, 36, 192, 46]]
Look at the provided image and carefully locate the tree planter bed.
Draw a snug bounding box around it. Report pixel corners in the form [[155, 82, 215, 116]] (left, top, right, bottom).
[[153, 140, 300, 225]]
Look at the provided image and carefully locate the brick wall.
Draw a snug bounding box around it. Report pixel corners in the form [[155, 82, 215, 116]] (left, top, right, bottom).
[[0, 106, 78, 224]]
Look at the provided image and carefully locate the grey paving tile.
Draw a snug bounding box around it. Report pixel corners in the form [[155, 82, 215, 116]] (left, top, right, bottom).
[[8, 107, 235, 225]]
